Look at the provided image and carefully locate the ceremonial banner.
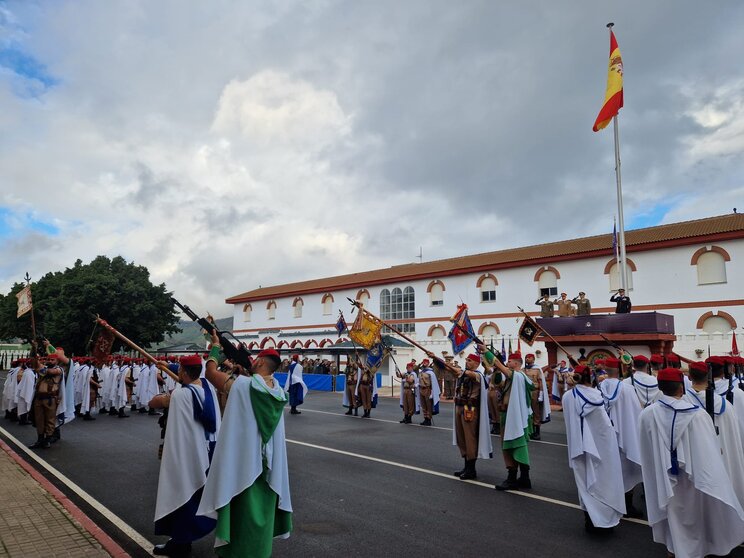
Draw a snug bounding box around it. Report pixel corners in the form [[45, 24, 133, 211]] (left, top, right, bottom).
[[16, 286, 32, 318], [335, 313, 348, 337], [92, 327, 115, 366], [518, 315, 540, 346], [348, 308, 383, 349], [366, 341, 386, 369], [592, 29, 624, 132], [733, 331, 740, 357], [448, 304, 475, 354]]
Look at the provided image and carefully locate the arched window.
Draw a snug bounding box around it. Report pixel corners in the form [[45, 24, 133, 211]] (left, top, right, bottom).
[[260, 336, 276, 348], [478, 322, 500, 341], [380, 286, 416, 333], [535, 266, 559, 297], [267, 300, 277, 320], [427, 280, 445, 306], [477, 273, 498, 303], [293, 297, 304, 318], [697, 311, 737, 333], [242, 303, 252, 322], [692, 247, 729, 285], [604, 258, 636, 292], [356, 289, 371, 307], [428, 325, 446, 339], [322, 293, 334, 315]]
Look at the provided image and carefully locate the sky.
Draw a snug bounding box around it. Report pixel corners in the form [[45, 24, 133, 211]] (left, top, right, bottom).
[[1, 1, 743, 316]]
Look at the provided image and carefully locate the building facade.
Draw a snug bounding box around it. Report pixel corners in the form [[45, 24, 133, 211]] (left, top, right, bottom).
[[227, 214, 744, 382]]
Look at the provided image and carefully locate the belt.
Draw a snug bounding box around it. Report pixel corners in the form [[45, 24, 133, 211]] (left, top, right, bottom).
[[455, 397, 479, 407]]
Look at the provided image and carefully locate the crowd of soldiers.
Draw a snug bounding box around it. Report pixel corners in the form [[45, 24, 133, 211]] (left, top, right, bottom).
[[535, 288, 632, 317]]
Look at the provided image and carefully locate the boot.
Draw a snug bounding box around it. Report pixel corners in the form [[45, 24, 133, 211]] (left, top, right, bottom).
[[345, 407, 353, 415], [131, 404, 137, 412], [83, 412, 95, 421], [584, 511, 597, 533], [109, 407, 118, 416], [363, 410, 370, 418], [75, 404, 82, 417], [290, 407, 301, 415], [624, 490, 643, 519], [459, 459, 477, 480], [423, 418, 432, 426], [453, 458, 467, 477], [399, 415, 408, 423], [353, 407, 359, 416], [18, 413, 29, 426], [118, 407, 130, 418], [50, 428, 60, 443], [517, 464, 531, 489], [28, 436, 45, 449], [99, 407, 108, 415], [495, 467, 519, 490], [148, 408, 161, 416], [530, 424, 541, 441], [139, 407, 148, 413], [9, 409, 18, 422], [153, 539, 192, 557], [4, 410, 10, 420]]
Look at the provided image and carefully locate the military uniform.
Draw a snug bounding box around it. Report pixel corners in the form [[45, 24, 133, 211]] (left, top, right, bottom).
[[358, 368, 375, 418], [452, 353, 490, 480], [398, 369, 417, 424], [29, 361, 62, 449], [572, 294, 591, 316], [610, 292, 632, 313], [535, 297, 555, 318], [344, 365, 359, 416], [554, 295, 573, 317]]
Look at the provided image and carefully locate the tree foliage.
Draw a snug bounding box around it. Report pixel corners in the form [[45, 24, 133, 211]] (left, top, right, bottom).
[[0, 256, 180, 355]]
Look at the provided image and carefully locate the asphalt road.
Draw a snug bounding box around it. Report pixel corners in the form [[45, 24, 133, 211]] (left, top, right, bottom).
[[1, 377, 742, 558]]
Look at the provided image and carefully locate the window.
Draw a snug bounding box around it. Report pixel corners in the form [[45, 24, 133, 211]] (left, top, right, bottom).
[[479, 324, 500, 341], [267, 301, 277, 320], [538, 271, 558, 297], [480, 277, 497, 302], [293, 298, 303, 318], [702, 316, 733, 333], [428, 280, 444, 306], [428, 325, 446, 339], [356, 289, 370, 307], [322, 293, 334, 315], [242, 303, 252, 322], [380, 286, 415, 333], [696, 251, 727, 285], [605, 258, 636, 291]]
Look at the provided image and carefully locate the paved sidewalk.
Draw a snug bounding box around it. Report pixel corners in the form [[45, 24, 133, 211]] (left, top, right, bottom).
[[0, 441, 111, 558]]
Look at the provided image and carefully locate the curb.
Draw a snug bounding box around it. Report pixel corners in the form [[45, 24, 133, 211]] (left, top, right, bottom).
[[0, 437, 130, 558]]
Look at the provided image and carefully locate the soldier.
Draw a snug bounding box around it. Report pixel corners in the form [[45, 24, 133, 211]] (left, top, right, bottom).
[[622, 355, 660, 409], [343, 361, 359, 416], [554, 292, 573, 317], [535, 293, 555, 318], [523, 353, 550, 439], [442, 354, 456, 399], [397, 363, 418, 424], [429, 351, 491, 480], [28, 352, 64, 449], [610, 288, 632, 314], [356, 363, 376, 418], [418, 359, 440, 426], [572, 292, 591, 316]]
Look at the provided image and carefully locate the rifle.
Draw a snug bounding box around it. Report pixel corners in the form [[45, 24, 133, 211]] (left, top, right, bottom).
[[598, 333, 636, 369], [171, 297, 253, 371], [706, 360, 718, 434]]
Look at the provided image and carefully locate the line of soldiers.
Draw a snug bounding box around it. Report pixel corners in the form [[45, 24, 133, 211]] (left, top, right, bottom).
[[395, 359, 441, 426], [561, 351, 744, 558], [341, 358, 379, 418], [536, 288, 632, 317]]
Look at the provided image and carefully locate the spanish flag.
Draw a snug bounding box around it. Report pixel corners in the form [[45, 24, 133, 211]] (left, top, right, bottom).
[[592, 30, 623, 132]]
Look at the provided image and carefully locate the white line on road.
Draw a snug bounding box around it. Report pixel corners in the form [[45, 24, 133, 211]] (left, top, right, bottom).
[[295, 407, 568, 448], [0, 425, 155, 556], [286, 438, 649, 527]]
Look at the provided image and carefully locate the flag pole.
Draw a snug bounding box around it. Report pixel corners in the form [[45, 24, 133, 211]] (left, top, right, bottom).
[[608, 22, 628, 291]]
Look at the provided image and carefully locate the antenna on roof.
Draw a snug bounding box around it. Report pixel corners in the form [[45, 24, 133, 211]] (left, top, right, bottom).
[[416, 246, 423, 264]]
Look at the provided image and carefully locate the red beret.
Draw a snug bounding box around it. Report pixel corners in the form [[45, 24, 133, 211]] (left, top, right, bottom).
[[650, 354, 664, 364], [666, 354, 680, 363], [525, 353, 535, 359], [633, 355, 649, 363], [706, 356, 726, 366], [292, 354, 300, 361], [421, 359, 430, 366], [508, 352, 522, 362], [406, 362, 414, 369], [466, 354, 481, 364], [574, 365, 592, 381], [594, 359, 605, 367], [180, 354, 202, 367], [604, 357, 620, 368], [689, 361, 707, 373], [258, 349, 281, 363], [657, 367, 684, 383]]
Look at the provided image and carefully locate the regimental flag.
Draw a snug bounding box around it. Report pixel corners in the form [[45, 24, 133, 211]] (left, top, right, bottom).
[[348, 308, 383, 350], [733, 331, 740, 357], [92, 327, 115, 366], [508, 338, 513, 355], [518, 315, 541, 346], [612, 219, 619, 262], [593, 29, 624, 132], [448, 304, 476, 354], [366, 341, 387, 369], [335, 313, 348, 337], [16, 286, 32, 318], [501, 336, 506, 360]]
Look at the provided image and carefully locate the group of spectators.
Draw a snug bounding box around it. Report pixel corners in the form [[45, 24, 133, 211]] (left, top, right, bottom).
[[279, 357, 336, 375]]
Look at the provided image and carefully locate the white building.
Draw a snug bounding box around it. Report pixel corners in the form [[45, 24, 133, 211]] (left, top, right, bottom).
[[227, 213, 744, 383]]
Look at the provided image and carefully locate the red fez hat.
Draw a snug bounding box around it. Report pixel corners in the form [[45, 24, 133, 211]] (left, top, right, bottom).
[[258, 348, 281, 364], [180, 354, 202, 367], [508, 352, 522, 362], [406, 362, 414, 369], [574, 364, 590, 376], [525, 353, 535, 359], [633, 355, 649, 363], [706, 356, 725, 366], [657, 367, 684, 383], [46, 353, 58, 360], [650, 354, 664, 364], [666, 354, 680, 363], [466, 354, 481, 364], [421, 358, 430, 366], [689, 361, 707, 373], [604, 357, 620, 368], [292, 354, 300, 361], [594, 359, 605, 367]]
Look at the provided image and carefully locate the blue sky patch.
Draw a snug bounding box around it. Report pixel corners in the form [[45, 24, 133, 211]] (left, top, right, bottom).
[[627, 201, 677, 230], [0, 206, 60, 238]]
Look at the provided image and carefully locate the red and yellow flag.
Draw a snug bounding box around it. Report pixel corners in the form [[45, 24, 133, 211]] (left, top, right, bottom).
[[592, 30, 624, 132]]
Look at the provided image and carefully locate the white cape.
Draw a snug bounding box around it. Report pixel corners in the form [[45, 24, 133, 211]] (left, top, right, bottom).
[[283, 363, 308, 398], [503, 370, 533, 443], [563, 385, 625, 527], [639, 395, 744, 558], [623, 371, 659, 408], [2, 368, 19, 411], [197, 375, 292, 546], [16, 369, 36, 416], [599, 377, 643, 491], [155, 381, 220, 521], [716, 378, 744, 450], [526, 365, 550, 422], [451, 371, 493, 460], [420, 368, 441, 409]]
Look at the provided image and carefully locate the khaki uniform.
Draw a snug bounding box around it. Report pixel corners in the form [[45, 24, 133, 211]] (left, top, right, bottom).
[[555, 298, 573, 317], [358, 369, 374, 411], [443, 367, 456, 399], [523, 367, 542, 427], [536, 298, 555, 318], [454, 373, 481, 460], [33, 369, 61, 439], [345, 369, 358, 409], [572, 297, 591, 316], [402, 373, 416, 416], [418, 371, 433, 419]]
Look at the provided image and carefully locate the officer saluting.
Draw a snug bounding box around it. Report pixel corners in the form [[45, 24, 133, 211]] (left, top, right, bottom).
[[610, 288, 631, 313]]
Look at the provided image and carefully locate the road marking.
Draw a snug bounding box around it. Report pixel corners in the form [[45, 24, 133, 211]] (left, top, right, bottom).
[[286, 438, 649, 527], [294, 408, 568, 448], [0, 425, 155, 556]]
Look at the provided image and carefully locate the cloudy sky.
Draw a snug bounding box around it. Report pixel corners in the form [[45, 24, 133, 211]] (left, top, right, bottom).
[[1, 1, 743, 315]]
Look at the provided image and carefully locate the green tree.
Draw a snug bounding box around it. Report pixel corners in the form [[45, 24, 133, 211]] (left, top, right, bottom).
[[0, 256, 180, 355]]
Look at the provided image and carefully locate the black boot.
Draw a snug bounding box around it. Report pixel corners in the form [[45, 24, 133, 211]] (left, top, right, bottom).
[[118, 407, 130, 418], [75, 404, 82, 417], [83, 411, 95, 421], [109, 407, 118, 416], [459, 459, 477, 480], [453, 458, 467, 477], [400, 415, 408, 423], [517, 464, 531, 489], [290, 407, 301, 415], [28, 436, 45, 449], [345, 407, 353, 415], [18, 413, 28, 425], [363, 410, 370, 418], [530, 424, 541, 441], [584, 511, 597, 533], [99, 407, 108, 415], [50, 428, 60, 443], [3, 410, 9, 420], [624, 490, 643, 519], [495, 467, 519, 490], [131, 404, 137, 412], [153, 538, 192, 557], [139, 406, 148, 413], [353, 407, 359, 416], [148, 408, 161, 416]]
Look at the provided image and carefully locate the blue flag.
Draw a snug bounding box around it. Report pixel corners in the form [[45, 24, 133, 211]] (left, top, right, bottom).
[[366, 341, 386, 369], [335, 313, 348, 337], [448, 304, 476, 354]]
